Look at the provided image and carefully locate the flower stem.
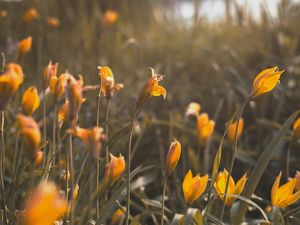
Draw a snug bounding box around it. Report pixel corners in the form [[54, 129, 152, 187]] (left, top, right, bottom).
[[125, 108, 138, 225], [161, 177, 168, 225], [0, 111, 7, 224], [105, 98, 111, 163], [96, 85, 101, 221], [286, 141, 293, 179]]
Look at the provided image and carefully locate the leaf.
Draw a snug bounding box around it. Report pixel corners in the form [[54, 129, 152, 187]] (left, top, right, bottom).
[[193, 210, 203, 225], [140, 199, 172, 213], [230, 110, 300, 225], [170, 214, 184, 225], [130, 215, 141, 225]]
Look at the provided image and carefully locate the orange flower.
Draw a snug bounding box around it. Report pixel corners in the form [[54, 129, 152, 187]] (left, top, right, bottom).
[[196, 113, 215, 145], [227, 118, 244, 145], [182, 170, 208, 204], [136, 69, 166, 108], [214, 169, 247, 206], [43, 61, 58, 90], [111, 208, 125, 225], [35, 151, 43, 166], [17, 114, 41, 162], [166, 138, 181, 177], [295, 171, 300, 191], [0, 63, 24, 110], [105, 153, 126, 185], [47, 17, 60, 28], [271, 172, 300, 208], [98, 66, 124, 98], [102, 10, 118, 25], [71, 126, 105, 160], [293, 117, 300, 139], [22, 86, 40, 115], [250, 66, 284, 99], [22, 8, 39, 23], [57, 100, 69, 128], [22, 182, 68, 225], [186, 102, 201, 117], [49, 73, 68, 102], [17, 36, 32, 58]]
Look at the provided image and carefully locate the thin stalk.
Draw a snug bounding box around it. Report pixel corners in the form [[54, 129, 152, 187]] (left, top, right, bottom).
[[0, 111, 7, 224], [29, 163, 35, 195], [105, 98, 111, 163], [42, 93, 48, 167], [95, 85, 101, 220], [220, 99, 248, 221], [286, 141, 293, 179], [125, 108, 138, 225], [160, 177, 168, 225]]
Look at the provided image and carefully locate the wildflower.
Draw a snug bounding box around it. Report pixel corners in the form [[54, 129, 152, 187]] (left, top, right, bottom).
[[111, 208, 125, 225], [0, 63, 24, 110], [57, 100, 69, 128], [97, 66, 124, 98], [22, 8, 39, 23], [136, 68, 166, 108], [17, 114, 41, 162], [49, 73, 68, 103], [71, 126, 105, 160], [166, 138, 181, 177], [186, 102, 201, 117], [47, 17, 60, 28], [227, 118, 244, 145], [43, 61, 58, 90], [35, 151, 43, 166], [293, 117, 300, 139], [182, 170, 208, 204], [214, 169, 247, 206], [295, 171, 300, 191], [22, 182, 68, 225], [271, 172, 300, 208], [17, 36, 32, 58], [250, 66, 284, 99], [102, 10, 118, 25], [22, 86, 40, 115], [0, 10, 8, 18], [105, 153, 126, 185], [196, 113, 215, 145]]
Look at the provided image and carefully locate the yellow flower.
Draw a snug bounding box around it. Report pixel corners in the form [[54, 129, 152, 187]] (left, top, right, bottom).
[[102, 10, 118, 25], [111, 208, 125, 225], [166, 138, 181, 177], [17, 36, 32, 58], [250, 66, 284, 99], [293, 117, 300, 139], [47, 17, 60, 28], [295, 171, 300, 191], [271, 172, 300, 208], [43, 61, 58, 90], [136, 69, 166, 108], [22, 182, 68, 225], [58, 100, 69, 128], [227, 118, 244, 145], [98, 66, 124, 98], [22, 86, 40, 115], [105, 153, 126, 186], [49, 73, 68, 102], [214, 169, 247, 206], [34, 151, 43, 166], [0, 63, 24, 110], [17, 114, 41, 162], [22, 7, 39, 23], [196, 113, 215, 145], [71, 126, 105, 160], [186, 102, 201, 117], [182, 170, 208, 204]]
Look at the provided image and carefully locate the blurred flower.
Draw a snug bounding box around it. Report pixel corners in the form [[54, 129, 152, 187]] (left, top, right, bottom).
[[271, 172, 300, 208], [196, 113, 215, 145], [34, 151, 43, 166], [111, 208, 125, 225], [166, 138, 181, 177], [182, 169, 208, 204], [57, 100, 69, 128], [295, 171, 300, 191], [17, 36, 32, 59], [71, 126, 105, 160], [105, 153, 125, 186], [250, 66, 284, 99], [22, 8, 39, 23], [293, 117, 300, 139], [49, 73, 68, 103], [0, 63, 24, 110], [22, 86, 40, 115], [0, 10, 8, 18], [43, 61, 58, 90], [102, 10, 118, 25], [227, 118, 244, 145], [186, 102, 201, 117], [214, 169, 247, 206], [47, 17, 60, 28], [136, 68, 166, 108], [22, 182, 68, 225], [17, 114, 41, 162], [97, 66, 124, 98]]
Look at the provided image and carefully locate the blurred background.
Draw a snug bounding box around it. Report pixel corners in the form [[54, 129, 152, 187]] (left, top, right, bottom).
[[1, 0, 300, 217]]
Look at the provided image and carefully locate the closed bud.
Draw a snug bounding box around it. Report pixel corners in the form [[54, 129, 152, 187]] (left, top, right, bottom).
[[43, 61, 58, 90], [105, 153, 126, 186], [166, 138, 181, 177], [227, 118, 244, 145], [17, 36, 32, 59], [22, 86, 40, 115]]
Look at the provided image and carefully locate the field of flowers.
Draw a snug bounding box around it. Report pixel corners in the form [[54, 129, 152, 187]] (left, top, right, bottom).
[[1, 0, 300, 224]]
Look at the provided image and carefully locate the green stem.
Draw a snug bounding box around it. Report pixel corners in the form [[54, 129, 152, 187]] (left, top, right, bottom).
[[105, 98, 111, 163], [125, 108, 138, 225], [96, 85, 101, 221], [286, 141, 293, 179], [42, 93, 48, 167], [0, 111, 7, 224], [161, 177, 168, 225]]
